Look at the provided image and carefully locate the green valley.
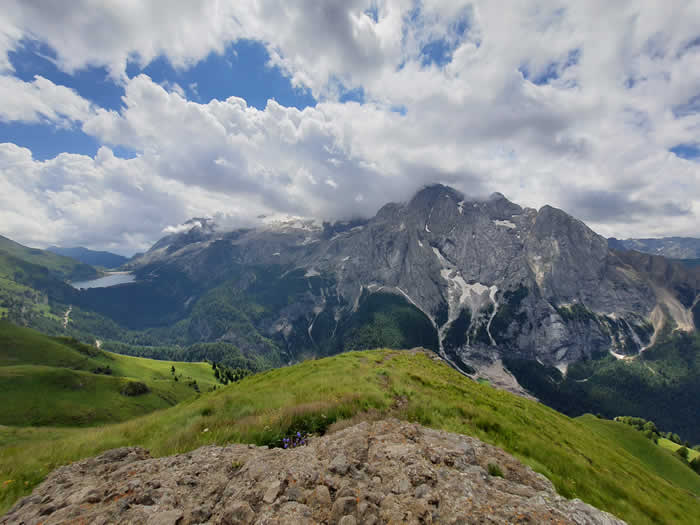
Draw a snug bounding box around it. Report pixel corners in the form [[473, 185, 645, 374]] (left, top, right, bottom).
[[504, 329, 700, 443]]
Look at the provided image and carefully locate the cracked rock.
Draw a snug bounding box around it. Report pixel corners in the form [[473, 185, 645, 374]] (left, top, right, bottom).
[[1, 419, 625, 525]]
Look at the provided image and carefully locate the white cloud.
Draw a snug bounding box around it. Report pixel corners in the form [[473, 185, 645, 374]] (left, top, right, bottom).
[[159, 80, 186, 98], [0, 143, 261, 254], [0, 1, 700, 252], [162, 223, 198, 235], [78, 73, 700, 240], [0, 1, 242, 79], [0, 75, 94, 126]]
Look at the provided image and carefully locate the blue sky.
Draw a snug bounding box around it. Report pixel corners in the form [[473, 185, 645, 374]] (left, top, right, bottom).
[[0, 1, 698, 253], [3, 38, 317, 160]]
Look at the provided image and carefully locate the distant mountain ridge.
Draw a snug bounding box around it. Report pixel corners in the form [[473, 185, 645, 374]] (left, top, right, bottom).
[[47, 246, 129, 269], [0, 235, 98, 282], [609, 236, 700, 260]]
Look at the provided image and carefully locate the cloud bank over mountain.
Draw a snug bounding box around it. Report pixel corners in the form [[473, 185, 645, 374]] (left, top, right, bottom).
[[0, 1, 699, 254]]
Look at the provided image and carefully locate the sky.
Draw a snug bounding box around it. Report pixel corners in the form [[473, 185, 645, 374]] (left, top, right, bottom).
[[0, 1, 699, 255]]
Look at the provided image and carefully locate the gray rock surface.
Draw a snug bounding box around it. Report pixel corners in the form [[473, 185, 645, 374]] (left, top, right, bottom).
[[125, 185, 699, 379], [3, 419, 624, 524]]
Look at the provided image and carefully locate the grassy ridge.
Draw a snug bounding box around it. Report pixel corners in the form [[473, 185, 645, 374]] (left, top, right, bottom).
[[0, 321, 96, 369], [658, 438, 700, 461], [1, 349, 698, 523], [0, 321, 217, 385], [0, 322, 218, 426]]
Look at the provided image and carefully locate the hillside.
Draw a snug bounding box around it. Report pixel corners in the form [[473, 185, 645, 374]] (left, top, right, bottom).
[[504, 329, 700, 443], [658, 438, 700, 461], [0, 322, 218, 426], [609, 236, 700, 260], [1, 349, 699, 524], [580, 416, 700, 497], [47, 246, 129, 269], [0, 236, 91, 328], [0, 235, 97, 282]]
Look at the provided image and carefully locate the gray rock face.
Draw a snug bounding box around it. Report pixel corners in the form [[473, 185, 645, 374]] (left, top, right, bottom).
[[126, 185, 699, 377], [2, 420, 624, 525]]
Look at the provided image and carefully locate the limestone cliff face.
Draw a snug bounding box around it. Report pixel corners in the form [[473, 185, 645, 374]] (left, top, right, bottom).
[[126, 185, 698, 376], [2, 420, 624, 525]]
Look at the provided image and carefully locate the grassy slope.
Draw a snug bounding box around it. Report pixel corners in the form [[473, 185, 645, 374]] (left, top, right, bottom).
[[658, 438, 700, 461], [0, 365, 195, 426], [0, 322, 218, 426], [580, 416, 700, 496], [0, 235, 96, 281], [0, 276, 61, 322], [1, 350, 698, 523]]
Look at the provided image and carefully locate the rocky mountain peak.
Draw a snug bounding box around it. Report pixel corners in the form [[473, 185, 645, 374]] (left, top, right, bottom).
[[120, 184, 698, 381], [408, 183, 464, 209]]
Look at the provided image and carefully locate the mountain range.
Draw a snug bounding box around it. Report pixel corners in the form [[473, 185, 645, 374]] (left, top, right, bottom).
[[123, 185, 698, 375], [3, 184, 700, 523], [47, 246, 129, 269], [0, 235, 97, 282], [3, 185, 700, 441], [609, 236, 700, 260]]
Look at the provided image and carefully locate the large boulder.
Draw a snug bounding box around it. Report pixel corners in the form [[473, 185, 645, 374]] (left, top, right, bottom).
[[2, 419, 624, 524]]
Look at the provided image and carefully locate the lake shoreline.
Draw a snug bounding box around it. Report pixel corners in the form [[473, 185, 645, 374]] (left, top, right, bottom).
[[70, 272, 137, 289]]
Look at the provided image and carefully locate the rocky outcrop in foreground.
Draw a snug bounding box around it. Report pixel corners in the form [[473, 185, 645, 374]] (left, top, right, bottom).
[[3, 420, 624, 524]]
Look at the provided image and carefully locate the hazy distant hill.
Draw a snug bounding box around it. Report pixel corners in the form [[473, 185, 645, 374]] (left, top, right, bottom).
[[0, 235, 97, 282], [609, 236, 700, 259], [47, 246, 129, 269]]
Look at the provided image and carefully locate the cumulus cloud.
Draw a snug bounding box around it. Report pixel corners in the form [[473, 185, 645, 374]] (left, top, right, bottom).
[[0, 1, 241, 78], [0, 75, 94, 126], [1, 1, 700, 253], [0, 143, 254, 255]]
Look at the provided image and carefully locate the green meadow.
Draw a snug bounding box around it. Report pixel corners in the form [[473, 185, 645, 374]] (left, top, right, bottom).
[[0, 322, 217, 427], [1, 345, 698, 524]]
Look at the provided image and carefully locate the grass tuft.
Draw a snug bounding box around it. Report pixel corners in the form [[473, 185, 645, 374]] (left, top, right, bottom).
[[487, 463, 504, 477]]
